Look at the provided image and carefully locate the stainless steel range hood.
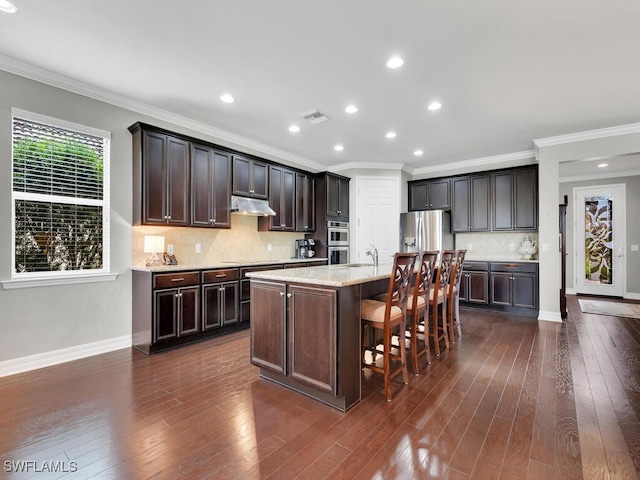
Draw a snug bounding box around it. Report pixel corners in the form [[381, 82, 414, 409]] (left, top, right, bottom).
[[230, 195, 276, 216]]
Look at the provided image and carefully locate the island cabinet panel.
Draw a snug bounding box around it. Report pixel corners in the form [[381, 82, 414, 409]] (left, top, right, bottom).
[[239, 264, 284, 324], [250, 280, 287, 375], [288, 285, 337, 393]]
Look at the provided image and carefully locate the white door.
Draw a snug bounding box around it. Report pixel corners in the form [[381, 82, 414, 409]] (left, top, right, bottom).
[[354, 176, 400, 264], [573, 184, 626, 296]]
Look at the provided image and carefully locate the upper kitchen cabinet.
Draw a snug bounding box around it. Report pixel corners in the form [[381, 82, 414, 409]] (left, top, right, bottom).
[[190, 143, 231, 228], [451, 175, 490, 233], [326, 173, 350, 220], [295, 172, 315, 232], [232, 155, 268, 199], [492, 167, 538, 231], [408, 178, 450, 211], [258, 165, 295, 231], [130, 125, 190, 226]]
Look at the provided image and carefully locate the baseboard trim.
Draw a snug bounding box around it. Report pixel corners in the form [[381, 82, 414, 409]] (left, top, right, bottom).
[[625, 292, 640, 301], [538, 310, 563, 322], [566, 288, 577, 295], [0, 335, 132, 378]]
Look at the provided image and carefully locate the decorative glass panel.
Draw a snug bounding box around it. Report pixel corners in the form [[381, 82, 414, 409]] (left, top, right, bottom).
[[584, 195, 613, 285]]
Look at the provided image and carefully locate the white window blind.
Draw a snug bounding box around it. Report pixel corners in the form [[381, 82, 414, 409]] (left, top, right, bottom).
[[11, 110, 110, 278]]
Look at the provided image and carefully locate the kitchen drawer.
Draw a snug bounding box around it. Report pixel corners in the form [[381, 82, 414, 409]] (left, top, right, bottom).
[[153, 271, 200, 289], [240, 264, 283, 279], [463, 261, 489, 271], [202, 268, 239, 283], [490, 262, 538, 273]]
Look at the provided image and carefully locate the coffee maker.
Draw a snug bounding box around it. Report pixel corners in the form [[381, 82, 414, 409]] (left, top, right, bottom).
[[295, 239, 316, 258]]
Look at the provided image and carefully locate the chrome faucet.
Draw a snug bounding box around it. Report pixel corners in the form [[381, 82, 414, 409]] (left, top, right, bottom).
[[365, 244, 379, 267]]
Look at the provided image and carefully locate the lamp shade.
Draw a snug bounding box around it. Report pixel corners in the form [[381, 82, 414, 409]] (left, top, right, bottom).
[[143, 235, 165, 254]]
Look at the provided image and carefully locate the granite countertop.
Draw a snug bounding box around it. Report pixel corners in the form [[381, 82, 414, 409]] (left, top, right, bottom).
[[247, 262, 392, 287], [132, 257, 328, 273]]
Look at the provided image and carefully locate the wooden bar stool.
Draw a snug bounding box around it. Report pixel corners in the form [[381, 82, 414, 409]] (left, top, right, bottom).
[[361, 252, 417, 401], [428, 250, 454, 356], [406, 251, 438, 375], [447, 249, 467, 343]]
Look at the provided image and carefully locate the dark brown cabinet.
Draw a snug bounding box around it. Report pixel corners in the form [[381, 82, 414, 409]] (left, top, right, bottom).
[[492, 167, 537, 231], [489, 262, 538, 311], [190, 143, 231, 228], [295, 172, 315, 232], [409, 178, 450, 210], [451, 175, 490, 232], [152, 272, 200, 343], [250, 281, 337, 394], [459, 262, 489, 304], [239, 264, 284, 324], [326, 174, 350, 219], [202, 268, 239, 329], [232, 155, 268, 199], [135, 130, 190, 225], [259, 165, 295, 231]]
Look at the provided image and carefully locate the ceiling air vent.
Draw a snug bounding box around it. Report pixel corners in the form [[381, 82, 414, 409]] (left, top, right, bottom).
[[299, 109, 329, 124]]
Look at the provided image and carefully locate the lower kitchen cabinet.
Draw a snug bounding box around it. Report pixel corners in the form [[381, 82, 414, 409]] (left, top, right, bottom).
[[154, 284, 200, 342], [239, 264, 284, 324], [202, 268, 239, 329], [459, 261, 538, 316]]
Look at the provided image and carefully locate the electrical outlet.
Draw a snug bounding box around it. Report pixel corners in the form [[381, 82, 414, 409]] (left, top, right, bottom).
[[509, 243, 515, 251], [542, 243, 549, 252], [267, 243, 272, 252], [167, 244, 174, 254], [632, 244, 639, 252], [195, 243, 201, 254], [467, 243, 473, 250]]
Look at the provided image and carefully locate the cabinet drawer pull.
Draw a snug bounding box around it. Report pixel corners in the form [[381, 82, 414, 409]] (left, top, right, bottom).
[[280, 291, 285, 296], [171, 278, 185, 282], [215, 274, 226, 278], [287, 293, 292, 298]]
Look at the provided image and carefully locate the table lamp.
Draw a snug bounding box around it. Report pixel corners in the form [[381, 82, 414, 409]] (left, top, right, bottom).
[[144, 235, 165, 266]]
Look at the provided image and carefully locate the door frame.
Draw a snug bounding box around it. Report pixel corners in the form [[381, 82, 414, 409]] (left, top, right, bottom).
[[573, 183, 626, 297], [353, 176, 401, 264]]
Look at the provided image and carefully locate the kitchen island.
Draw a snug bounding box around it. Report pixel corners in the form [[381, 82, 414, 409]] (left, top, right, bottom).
[[247, 262, 392, 411]]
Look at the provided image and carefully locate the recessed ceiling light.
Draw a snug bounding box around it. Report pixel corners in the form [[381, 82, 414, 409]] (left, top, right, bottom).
[[0, 0, 17, 13], [345, 104, 358, 114], [220, 94, 235, 104], [385, 131, 397, 139], [414, 150, 424, 156], [288, 125, 300, 133], [427, 101, 442, 111], [598, 163, 608, 168], [334, 144, 344, 152], [386, 56, 404, 69]]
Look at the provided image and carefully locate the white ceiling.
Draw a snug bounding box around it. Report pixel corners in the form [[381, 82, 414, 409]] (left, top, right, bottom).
[[1, 0, 640, 176]]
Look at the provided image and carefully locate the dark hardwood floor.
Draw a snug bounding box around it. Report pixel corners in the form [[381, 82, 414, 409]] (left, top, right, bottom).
[[1, 294, 639, 479]]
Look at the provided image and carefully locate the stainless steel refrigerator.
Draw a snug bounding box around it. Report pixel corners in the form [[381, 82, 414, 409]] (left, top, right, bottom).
[[400, 210, 454, 253]]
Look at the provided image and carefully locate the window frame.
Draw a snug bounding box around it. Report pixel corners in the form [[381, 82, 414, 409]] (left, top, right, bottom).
[[3, 108, 116, 289]]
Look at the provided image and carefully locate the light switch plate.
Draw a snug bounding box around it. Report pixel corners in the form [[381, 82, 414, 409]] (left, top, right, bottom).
[[195, 243, 201, 253], [167, 244, 174, 254], [632, 244, 639, 252]]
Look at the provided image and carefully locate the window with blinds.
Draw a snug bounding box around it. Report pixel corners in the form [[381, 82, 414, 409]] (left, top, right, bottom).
[[11, 110, 110, 277]]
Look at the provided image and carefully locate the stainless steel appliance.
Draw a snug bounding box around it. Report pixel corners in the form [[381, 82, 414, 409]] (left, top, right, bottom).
[[328, 245, 349, 265], [327, 221, 349, 246], [400, 210, 454, 253], [295, 238, 316, 258]]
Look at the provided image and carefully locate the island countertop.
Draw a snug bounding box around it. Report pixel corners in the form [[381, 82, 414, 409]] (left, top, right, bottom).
[[246, 262, 392, 287]]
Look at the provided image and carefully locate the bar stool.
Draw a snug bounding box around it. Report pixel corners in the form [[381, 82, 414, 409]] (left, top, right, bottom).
[[447, 249, 467, 343], [406, 251, 438, 375], [428, 250, 454, 356], [361, 252, 417, 401]]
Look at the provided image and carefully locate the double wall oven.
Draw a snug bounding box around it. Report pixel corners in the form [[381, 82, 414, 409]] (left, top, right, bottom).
[[327, 221, 350, 265]]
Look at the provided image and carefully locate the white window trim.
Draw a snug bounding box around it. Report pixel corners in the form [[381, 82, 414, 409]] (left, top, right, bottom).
[[9, 108, 112, 284]]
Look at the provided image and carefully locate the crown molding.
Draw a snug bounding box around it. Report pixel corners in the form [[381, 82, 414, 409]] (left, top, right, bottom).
[[559, 168, 640, 183], [328, 161, 406, 173], [412, 150, 537, 176], [0, 55, 324, 172], [534, 122, 640, 148]]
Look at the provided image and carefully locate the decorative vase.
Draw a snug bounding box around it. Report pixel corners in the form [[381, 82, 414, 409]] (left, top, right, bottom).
[[518, 235, 538, 260]]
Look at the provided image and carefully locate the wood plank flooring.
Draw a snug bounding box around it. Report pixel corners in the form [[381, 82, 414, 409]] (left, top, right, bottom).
[[1, 294, 639, 479]]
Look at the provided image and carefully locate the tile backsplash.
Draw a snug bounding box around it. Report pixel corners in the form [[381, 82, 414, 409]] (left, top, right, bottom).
[[133, 215, 304, 267], [456, 232, 539, 261]]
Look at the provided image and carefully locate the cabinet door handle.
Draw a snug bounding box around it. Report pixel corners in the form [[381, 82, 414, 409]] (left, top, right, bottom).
[[281, 223, 286, 227], [215, 274, 226, 278], [210, 218, 215, 223], [280, 291, 285, 296], [287, 293, 292, 298], [171, 278, 185, 282]]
